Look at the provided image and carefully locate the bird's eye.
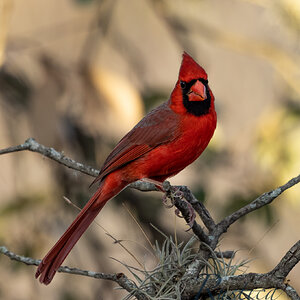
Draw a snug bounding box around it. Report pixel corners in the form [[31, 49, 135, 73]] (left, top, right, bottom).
[[180, 81, 186, 89]]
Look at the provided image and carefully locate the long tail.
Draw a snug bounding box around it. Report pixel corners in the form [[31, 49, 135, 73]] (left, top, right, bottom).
[[35, 173, 126, 285]]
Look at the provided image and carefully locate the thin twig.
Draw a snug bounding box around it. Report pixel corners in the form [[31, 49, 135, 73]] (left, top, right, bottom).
[[214, 174, 300, 247], [0, 138, 100, 177], [214, 250, 235, 259], [180, 174, 300, 282], [122, 203, 156, 253], [63, 197, 146, 270], [0, 246, 147, 299], [0, 138, 157, 192]]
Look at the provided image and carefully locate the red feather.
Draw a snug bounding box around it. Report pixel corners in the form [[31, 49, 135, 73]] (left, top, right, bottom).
[[36, 52, 217, 284], [91, 103, 181, 184]]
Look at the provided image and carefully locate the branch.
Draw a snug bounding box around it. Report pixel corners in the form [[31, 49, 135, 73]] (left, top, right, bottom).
[[0, 139, 206, 242], [0, 246, 146, 299], [1, 138, 300, 244], [0, 138, 215, 242], [178, 173, 300, 283], [213, 174, 300, 246], [172, 188, 211, 244], [1, 240, 299, 300], [0, 138, 158, 192], [269, 240, 300, 282], [0, 138, 100, 177], [183, 240, 300, 300]]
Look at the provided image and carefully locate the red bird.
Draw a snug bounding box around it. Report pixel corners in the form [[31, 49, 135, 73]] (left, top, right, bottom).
[[36, 52, 217, 284]]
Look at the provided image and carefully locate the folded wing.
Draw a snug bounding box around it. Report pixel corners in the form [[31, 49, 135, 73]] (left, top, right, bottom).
[[92, 102, 181, 184]]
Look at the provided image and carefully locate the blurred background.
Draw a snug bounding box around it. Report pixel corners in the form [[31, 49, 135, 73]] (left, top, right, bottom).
[[0, 0, 299, 299]]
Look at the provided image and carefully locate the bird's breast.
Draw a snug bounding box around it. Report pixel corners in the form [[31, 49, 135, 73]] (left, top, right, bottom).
[[126, 112, 217, 180]]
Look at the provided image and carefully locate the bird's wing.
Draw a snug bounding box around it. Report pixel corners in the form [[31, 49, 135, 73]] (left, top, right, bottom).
[[91, 103, 180, 185]]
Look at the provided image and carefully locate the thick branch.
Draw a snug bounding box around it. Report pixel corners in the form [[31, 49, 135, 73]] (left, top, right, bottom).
[[1, 241, 299, 299], [183, 240, 300, 299], [268, 240, 300, 281]]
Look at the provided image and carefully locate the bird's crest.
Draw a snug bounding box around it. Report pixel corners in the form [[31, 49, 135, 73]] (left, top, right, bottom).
[[179, 52, 207, 82]]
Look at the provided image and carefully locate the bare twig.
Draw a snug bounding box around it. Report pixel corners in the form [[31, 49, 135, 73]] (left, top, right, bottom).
[[0, 138, 100, 177], [63, 196, 147, 269], [213, 174, 300, 247], [0, 138, 157, 192], [0, 246, 41, 267], [0, 246, 146, 299]]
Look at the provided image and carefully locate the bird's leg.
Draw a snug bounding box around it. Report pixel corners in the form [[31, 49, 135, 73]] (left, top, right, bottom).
[[141, 178, 175, 208], [157, 182, 196, 226], [142, 179, 196, 226], [170, 186, 196, 228]]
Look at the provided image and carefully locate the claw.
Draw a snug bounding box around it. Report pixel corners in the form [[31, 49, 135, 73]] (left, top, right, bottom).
[[186, 202, 196, 227], [174, 190, 184, 198], [175, 208, 184, 218], [173, 187, 196, 228], [163, 185, 196, 229], [162, 194, 174, 208]]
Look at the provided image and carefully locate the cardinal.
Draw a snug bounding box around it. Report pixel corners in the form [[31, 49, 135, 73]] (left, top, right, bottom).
[[36, 52, 217, 284]]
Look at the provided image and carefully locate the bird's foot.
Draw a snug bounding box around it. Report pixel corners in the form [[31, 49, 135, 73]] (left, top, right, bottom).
[[162, 194, 174, 208], [166, 185, 196, 228], [185, 201, 196, 228]]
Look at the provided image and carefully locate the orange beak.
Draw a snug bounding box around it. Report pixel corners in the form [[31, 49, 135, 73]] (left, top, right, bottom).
[[188, 80, 207, 101]]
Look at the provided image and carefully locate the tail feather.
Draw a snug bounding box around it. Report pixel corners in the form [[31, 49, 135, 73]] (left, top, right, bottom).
[[36, 187, 108, 285]]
